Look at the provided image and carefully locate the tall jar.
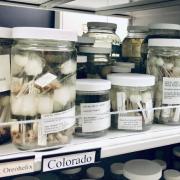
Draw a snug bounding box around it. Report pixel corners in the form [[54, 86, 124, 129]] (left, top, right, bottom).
[[122, 26, 148, 73], [79, 46, 112, 79], [142, 23, 180, 72], [107, 73, 155, 131], [83, 22, 121, 58], [147, 38, 180, 125], [0, 27, 12, 145], [75, 79, 111, 137], [10, 27, 77, 150]]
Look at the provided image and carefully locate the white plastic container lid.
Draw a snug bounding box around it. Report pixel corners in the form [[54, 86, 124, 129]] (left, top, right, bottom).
[[61, 167, 82, 175], [148, 38, 180, 47], [12, 27, 77, 41], [0, 27, 11, 38], [76, 79, 111, 91], [86, 167, 104, 179], [107, 73, 155, 87], [173, 146, 180, 157], [77, 55, 87, 63], [112, 66, 132, 73], [111, 162, 124, 175], [152, 159, 167, 170], [114, 62, 135, 69], [123, 159, 162, 180], [149, 23, 180, 30], [164, 169, 180, 180]]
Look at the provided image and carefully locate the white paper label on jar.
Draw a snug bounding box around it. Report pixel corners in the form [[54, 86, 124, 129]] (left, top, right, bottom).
[[0, 158, 34, 178], [0, 55, 10, 92], [38, 107, 75, 146], [118, 116, 143, 130], [163, 77, 180, 104], [35, 72, 57, 88], [80, 101, 110, 133]]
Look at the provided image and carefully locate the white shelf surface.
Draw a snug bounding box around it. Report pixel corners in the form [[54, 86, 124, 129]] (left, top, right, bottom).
[[0, 124, 180, 171]]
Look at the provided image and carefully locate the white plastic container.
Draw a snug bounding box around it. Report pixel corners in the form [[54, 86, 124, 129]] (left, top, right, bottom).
[[123, 159, 162, 180], [75, 79, 111, 137], [152, 159, 167, 170], [110, 162, 126, 180], [164, 169, 180, 180], [107, 73, 155, 131], [86, 166, 105, 179]]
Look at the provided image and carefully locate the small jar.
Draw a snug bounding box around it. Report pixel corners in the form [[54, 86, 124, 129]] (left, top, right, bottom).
[[173, 146, 180, 171], [10, 27, 77, 150], [60, 167, 82, 180], [147, 38, 180, 125], [123, 159, 162, 180], [142, 23, 180, 72], [77, 55, 87, 79], [86, 166, 105, 180], [83, 22, 121, 58], [110, 162, 126, 180], [0, 27, 12, 145], [112, 62, 135, 73], [79, 46, 112, 79], [75, 79, 111, 137], [122, 26, 148, 73], [107, 73, 155, 131], [164, 169, 180, 180]]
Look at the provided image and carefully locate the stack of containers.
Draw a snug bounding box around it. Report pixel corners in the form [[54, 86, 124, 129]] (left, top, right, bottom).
[[10, 27, 77, 150], [0, 27, 12, 145]]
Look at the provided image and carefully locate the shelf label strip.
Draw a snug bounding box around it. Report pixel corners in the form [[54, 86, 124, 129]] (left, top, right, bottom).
[[0, 156, 35, 178], [42, 148, 101, 172]]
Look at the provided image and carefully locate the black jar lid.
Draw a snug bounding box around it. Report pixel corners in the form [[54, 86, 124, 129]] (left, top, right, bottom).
[[87, 22, 117, 31]]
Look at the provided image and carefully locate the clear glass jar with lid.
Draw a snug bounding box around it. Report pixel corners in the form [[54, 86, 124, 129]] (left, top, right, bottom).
[[0, 27, 12, 145], [83, 22, 121, 58], [147, 38, 180, 125], [79, 46, 112, 79], [142, 23, 180, 72], [124, 159, 162, 180], [107, 73, 155, 131], [122, 26, 149, 73], [10, 27, 77, 150], [75, 79, 111, 137], [164, 169, 180, 180]]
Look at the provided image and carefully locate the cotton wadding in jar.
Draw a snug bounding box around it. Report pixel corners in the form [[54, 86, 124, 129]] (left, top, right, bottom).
[[60, 60, 76, 75]]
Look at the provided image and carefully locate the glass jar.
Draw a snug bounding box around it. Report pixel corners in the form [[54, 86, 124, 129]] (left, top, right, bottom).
[[122, 26, 148, 73], [83, 22, 121, 58], [10, 27, 77, 150], [164, 169, 180, 180], [112, 62, 135, 73], [107, 73, 155, 131], [79, 46, 112, 79], [142, 23, 180, 73], [110, 162, 126, 180], [147, 39, 180, 125], [77, 55, 87, 79], [0, 27, 12, 145], [86, 166, 105, 180], [124, 159, 162, 180], [75, 79, 111, 137]]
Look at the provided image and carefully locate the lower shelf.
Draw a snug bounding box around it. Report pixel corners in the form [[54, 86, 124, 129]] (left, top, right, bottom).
[[0, 124, 180, 172]]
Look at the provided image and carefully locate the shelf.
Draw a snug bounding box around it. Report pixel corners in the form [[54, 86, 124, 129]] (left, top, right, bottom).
[[0, 124, 180, 173]]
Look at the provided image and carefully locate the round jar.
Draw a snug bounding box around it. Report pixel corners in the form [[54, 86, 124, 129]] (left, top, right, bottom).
[[86, 166, 105, 180], [75, 79, 111, 137], [164, 169, 180, 180], [10, 27, 77, 150], [123, 159, 162, 180], [107, 73, 155, 131], [122, 26, 149, 73], [110, 162, 126, 180], [79, 46, 112, 79], [152, 159, 167, 171], [83, 22, 121, 58], [147, 38, 180, 125], [0, 27, 12, 145], [142, 23, 180, 72], [112, 62, 135, 73], [60, 167, 82, 180]]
